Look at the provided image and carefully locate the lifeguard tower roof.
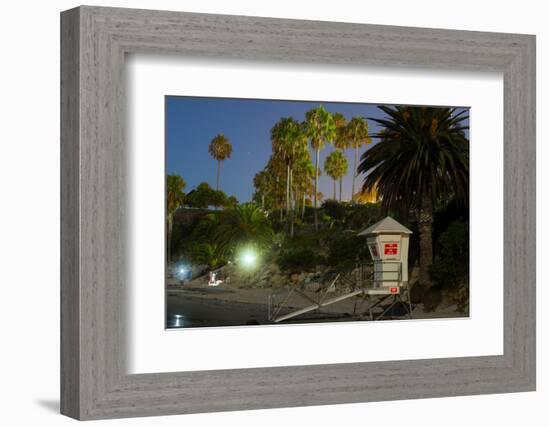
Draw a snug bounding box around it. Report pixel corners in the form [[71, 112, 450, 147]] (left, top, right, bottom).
[[358, 216, 412, 236]]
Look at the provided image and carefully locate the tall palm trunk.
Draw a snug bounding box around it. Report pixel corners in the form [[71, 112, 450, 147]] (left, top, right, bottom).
[[302, 192, 306, 219], [332, 180, 336, 199], [261, 194, 265, 210], [216, 160, 221, 191], [296, 192, 300, 215], [418, 192, 434, 285], [289, 169, 294, 238], [167, 215, 173, 263], [352, 146, 358, 202], [339, 177, 343, 202], [313, 149, 320, 231], [286, 163, 291, 218], [277, 175, 283, 221]]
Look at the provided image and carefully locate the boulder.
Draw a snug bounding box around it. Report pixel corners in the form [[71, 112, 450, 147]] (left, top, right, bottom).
[[270, 274, 286, 288], [306, 282, 322, 293]]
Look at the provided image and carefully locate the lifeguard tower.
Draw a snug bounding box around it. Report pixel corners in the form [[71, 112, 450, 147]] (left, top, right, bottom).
[[358, 216, 413, 319]]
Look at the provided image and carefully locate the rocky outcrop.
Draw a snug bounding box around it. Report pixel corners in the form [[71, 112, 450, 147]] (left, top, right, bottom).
[[179, 260, 345, 292]]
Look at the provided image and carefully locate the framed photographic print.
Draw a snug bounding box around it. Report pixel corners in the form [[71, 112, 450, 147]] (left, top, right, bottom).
[[61, 6, 536, 420]]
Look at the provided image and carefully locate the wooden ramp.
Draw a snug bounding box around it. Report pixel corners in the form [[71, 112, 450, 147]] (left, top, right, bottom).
[[268, 267, 413, 323], [269, 273, 366, 323]]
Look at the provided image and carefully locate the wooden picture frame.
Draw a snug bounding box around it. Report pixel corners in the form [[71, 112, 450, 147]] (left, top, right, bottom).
[[60, 5, 536, 420]]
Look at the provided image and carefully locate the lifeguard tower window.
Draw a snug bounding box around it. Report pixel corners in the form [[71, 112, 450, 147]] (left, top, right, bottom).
[[369, 244, 379, 258]]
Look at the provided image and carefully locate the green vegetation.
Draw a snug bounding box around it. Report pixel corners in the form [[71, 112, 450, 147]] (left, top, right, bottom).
[[276, 237, 325, 272], [173, 204, 273, 269], [212, 204, 273, 255], [430, 220, 469, 288], [327, 231, 370, 271], [185, 182, 237, 209], [166, 174, 186, 262]]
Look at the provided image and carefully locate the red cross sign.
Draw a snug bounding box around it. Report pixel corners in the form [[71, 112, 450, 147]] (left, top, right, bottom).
[[384, 243, 398, 255]]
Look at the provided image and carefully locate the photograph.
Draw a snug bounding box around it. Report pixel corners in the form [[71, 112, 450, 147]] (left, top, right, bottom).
[[165, 96, 470, 328]]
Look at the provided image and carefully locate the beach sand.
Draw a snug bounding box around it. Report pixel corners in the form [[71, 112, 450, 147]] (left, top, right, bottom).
[[166, 278, 467, 328]]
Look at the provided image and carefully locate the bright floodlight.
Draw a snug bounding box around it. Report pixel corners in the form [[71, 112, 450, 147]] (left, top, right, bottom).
[[240, 248, 258, 269], [175, 264, 188, 279]]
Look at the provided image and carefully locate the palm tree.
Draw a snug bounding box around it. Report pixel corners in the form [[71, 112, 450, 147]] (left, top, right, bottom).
[[333, 113, 348, 151], [253, 169, 270, 210], [265, 155, 287, 221], [346, 116, 371, 201], [208, 133, 233, 192], [324, 152, 339, 199], [190, 213, 226, 268], [213, 203, 274, 258], [324, 151, 348, 200], [333, 112, 350, 201], [304, 106, 336, 230], [359, 106, 469, 285], [166, 174, 186, 262], [293, 154, 315, 219], [271, 118, 308, 223]]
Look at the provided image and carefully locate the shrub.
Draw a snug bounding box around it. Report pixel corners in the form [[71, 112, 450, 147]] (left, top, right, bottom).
[[430, 220, 469, 288], [327, 231, 370, 271], [276, 247, 324, 272], [214, 204, 274, 254], [276, 231, 326, 272], [189, 242, 226, 268], [346, 203, 383, 230], [301, 205, 316, 223], [321, 200, 346, 221]]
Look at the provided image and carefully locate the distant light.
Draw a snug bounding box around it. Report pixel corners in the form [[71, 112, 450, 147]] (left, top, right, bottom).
[[174, 263, 190, 279], [171, 314, 185, 328], [239, 248, 258, 269]]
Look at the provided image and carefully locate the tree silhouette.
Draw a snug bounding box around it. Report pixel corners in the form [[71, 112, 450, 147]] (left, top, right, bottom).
[[208, 133, 233, 192]]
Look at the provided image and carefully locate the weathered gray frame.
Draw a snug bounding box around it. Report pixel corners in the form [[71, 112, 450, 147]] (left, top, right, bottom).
[[60, 5, 536, 421]]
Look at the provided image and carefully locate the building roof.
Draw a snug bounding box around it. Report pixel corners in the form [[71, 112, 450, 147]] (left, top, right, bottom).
[[357, 216, 413, 236]]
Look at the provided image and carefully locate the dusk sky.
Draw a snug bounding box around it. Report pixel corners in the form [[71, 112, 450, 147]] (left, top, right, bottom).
[[165, 96, 468, 203]]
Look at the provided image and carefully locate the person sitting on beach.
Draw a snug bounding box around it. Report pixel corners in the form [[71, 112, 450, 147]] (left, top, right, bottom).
[[208, 271, 223, 287]]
